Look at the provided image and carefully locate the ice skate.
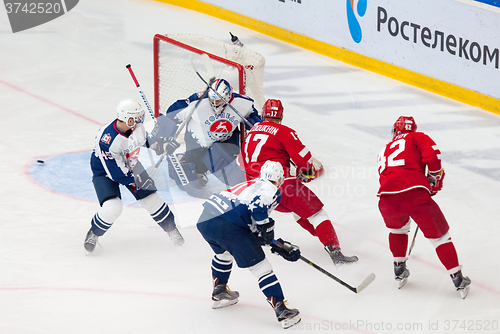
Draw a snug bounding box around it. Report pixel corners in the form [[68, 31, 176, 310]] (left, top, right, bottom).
[[451, 270, 471, 299], [325, 245, 359, 266], [212, 284, 239, 309], [267, 297, 301, 329], [84, 228, 99, 253], [166, 226, 185, 246], [394, 261, 410, 289]]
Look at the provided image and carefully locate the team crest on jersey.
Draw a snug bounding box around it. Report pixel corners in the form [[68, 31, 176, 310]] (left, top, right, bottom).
[[208, 120, 233, 141], [101, 133, 111, 145]]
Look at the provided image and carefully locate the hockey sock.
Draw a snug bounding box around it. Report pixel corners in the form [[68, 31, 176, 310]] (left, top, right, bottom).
[[139, 193, 176, 232], [91, 197, 122, 236], [389, 232, 409, 259], [431, 235, 460, 272], [249, 258, 284, 301], [152, 203, 176, 232], [315, 220, 340, 248], [296, 218, 317, 236], [212, 254, 233, 286], [429, 232, 460, 272], [436, 243, 460, 272], [258, 271, 284, 302], [91, 213, 111, 237]]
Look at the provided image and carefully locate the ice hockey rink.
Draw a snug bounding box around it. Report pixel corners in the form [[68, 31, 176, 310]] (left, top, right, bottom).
[[1, 0, 499, 333]]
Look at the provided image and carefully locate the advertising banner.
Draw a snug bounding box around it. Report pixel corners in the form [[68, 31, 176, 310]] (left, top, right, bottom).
[[202, 0, 500, 100]]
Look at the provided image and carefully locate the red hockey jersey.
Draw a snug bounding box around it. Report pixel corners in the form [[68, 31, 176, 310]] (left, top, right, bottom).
[[241, 121, 314, 180], [377, 132, 442, 196]]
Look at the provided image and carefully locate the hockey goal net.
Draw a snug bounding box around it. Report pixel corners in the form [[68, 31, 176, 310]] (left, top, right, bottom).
[[153, 33, 266, 118]]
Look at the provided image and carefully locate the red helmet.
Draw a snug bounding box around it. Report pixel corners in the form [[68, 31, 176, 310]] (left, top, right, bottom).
[[262, 99, 284, 120], [393, 116, 417, 137]]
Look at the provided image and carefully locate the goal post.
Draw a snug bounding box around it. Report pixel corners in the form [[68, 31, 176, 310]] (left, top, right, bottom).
[[153, 33, 266, 119]]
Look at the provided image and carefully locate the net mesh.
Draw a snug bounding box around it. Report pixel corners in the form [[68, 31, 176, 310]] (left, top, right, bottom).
[[155, 33, 266, 115]]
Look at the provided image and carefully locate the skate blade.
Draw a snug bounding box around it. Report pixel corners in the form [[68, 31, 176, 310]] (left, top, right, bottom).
[[458, 285, 470, 299], [212, 298, 238, 309], [397, 277, 408, 289], [281, 315, 301, 329], [333, 256, 359, 267]]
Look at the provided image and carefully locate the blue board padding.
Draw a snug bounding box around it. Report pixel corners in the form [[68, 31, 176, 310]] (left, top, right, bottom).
[[473, 0, 500, 7]]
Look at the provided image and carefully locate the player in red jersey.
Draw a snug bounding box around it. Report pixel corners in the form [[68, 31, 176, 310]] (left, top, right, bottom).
[[377, 116, 470, 298], [241, 99, 358, 266]]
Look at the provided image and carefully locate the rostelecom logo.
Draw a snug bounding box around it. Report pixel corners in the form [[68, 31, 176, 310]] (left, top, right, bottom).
[[346, 0, 367, 43], [4, 0, 79, 33]]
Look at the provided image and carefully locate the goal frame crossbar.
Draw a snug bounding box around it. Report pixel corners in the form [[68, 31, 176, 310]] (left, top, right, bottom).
[[153, 34, 246, 118]]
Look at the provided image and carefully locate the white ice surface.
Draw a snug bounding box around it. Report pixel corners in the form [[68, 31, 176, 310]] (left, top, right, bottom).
[[0, 0, 499, 333]]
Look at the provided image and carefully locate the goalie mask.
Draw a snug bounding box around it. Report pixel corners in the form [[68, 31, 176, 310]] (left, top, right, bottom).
[[392, 116, 417, 137], [208, 79, 233, 115], [116, 99, 145, 124], [263, 99, 284, 122], [260, 160, 285, 188]]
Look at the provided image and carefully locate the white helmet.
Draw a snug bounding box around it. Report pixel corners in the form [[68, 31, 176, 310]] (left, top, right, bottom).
[[260, 161, 284, 188], [116, 99, 144, 124], [208, 79, 233, 115]]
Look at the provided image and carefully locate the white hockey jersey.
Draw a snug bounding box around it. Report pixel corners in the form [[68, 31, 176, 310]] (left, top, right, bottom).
[[91, 120, 147, 185], [172, 93, 258, 148]]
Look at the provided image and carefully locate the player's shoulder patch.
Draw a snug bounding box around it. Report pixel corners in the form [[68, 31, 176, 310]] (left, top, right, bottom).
[[101, 133, 112, 145]]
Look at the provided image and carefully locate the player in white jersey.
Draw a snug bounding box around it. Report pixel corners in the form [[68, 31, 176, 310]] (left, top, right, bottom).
[[197, 161, 301, 329], [162, 78, 261, 189], [84, 99, 184, 253]]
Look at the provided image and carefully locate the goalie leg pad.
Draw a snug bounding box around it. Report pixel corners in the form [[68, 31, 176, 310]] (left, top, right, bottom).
[[211, 159, 246, 186], [202, 142, 240, 172], [168, 156, 198, 187], [203, 143, 246, 186]]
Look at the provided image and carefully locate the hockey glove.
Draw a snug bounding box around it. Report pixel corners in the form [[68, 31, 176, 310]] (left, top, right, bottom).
[[155, 137, 180, 156], [427, 168, 445, 196], [270, 238, 301, 262], [135, 170, 156, 191], [257, 218, 275, 245], [297, 158, 324, 183], [297, 166, 315, 183]]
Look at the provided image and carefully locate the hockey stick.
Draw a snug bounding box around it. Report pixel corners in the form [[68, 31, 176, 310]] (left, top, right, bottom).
[[275, 240, 375, 294], [150, 58, 216, 179], [126, 64, 155, 125], [126, 64, 210, 198], [126, 64, 155, 165], [195, 71, 254, 129], [408, 226, 419, 256]]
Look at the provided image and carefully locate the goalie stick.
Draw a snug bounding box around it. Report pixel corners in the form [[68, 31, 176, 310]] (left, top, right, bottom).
[[150, 54, 216, 177], [195, 71, 254, 129], [275, 239, 375, 294]]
